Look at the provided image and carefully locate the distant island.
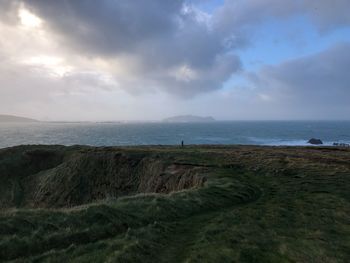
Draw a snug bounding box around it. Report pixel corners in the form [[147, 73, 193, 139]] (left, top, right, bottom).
[[163, 115, 215, 123], [0, 114, 38, 123]]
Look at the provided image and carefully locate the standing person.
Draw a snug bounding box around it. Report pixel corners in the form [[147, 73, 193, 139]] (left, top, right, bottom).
[[181, 140, 184, 147]]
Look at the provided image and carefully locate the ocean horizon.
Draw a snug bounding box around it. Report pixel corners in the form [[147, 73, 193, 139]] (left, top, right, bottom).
[[1, 120, 349, 149]]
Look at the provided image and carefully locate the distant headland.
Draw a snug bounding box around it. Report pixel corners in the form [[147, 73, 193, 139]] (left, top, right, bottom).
[[163, 115, 215, 123], [0, 114, 38, 123]]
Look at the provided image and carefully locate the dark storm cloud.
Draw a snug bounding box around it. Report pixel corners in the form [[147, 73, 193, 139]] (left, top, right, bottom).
[[1, 0, 349, 99], [248, 43, 350, 117], [17, 0, 241, 96], [23, 0, 183, 55]]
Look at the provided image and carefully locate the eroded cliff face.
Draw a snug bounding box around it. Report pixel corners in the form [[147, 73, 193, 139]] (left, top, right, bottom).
[[0, 146, 206, 208]]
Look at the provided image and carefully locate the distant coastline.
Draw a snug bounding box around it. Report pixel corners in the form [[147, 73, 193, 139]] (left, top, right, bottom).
[[163, 115, 215, 123], [0, 114, 38, 123]]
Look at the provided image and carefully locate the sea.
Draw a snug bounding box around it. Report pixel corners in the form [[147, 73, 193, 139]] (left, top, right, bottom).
[[0, 121, 350, 149]]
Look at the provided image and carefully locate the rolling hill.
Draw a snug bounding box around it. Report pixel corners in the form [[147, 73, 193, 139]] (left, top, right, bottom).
[[0, 114, 38, 122]]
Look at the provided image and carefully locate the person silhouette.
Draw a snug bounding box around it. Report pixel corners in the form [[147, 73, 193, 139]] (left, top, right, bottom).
[[181, 140, 184, 147]]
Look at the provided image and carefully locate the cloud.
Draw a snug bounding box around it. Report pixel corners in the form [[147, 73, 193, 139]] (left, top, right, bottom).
[[214, 0, 350, 35], [1, 0, 349, 99], [247, 43, 350, 119], [0, 0, 21, 24], [0, 0, 349, 120], [24, 0, 183, 56], [13, 0, 243, 97]]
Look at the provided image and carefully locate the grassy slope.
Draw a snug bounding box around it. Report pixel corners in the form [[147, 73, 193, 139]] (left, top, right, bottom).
[[0, 145, 349, 262]]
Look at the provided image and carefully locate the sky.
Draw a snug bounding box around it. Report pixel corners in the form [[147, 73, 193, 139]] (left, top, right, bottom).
[[0, 0, 349, 121]]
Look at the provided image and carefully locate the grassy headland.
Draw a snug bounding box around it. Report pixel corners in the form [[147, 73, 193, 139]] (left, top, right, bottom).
[[0, 145, 349, 262]]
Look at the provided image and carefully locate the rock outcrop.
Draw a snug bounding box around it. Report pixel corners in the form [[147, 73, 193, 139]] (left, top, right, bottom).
[[333, 142, 350, 147], [308, 138, 323, 145]]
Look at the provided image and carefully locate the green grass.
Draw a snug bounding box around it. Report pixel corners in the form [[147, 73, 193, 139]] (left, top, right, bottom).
[[0, 145, 349, 262]]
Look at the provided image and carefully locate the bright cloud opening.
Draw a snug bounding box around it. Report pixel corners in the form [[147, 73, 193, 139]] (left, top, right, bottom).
[[18, 8, 42, 28], [22, 55, 72, 77], [172, 65, 198, 82]]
